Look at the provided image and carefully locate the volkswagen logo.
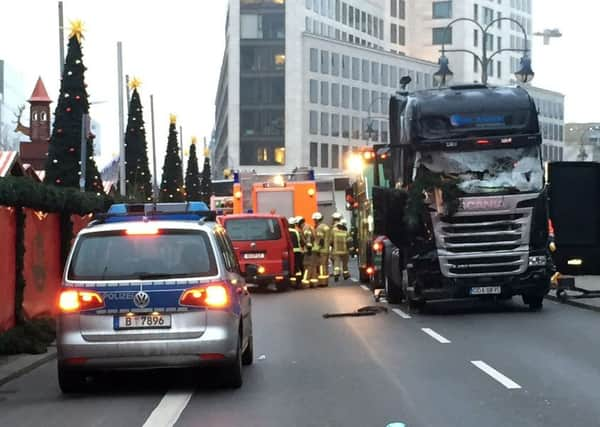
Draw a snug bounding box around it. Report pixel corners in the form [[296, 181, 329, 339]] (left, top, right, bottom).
[[133, 291, 150, 309]]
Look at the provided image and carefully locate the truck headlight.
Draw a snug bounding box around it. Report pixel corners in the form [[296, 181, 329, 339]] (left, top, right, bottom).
[[528, 255, 547, 267]]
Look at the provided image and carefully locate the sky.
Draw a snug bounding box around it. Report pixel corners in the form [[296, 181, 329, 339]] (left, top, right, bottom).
[[0, 0, 598, 172]]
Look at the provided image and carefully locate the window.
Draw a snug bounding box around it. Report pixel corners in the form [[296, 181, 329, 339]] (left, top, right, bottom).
[[497, 36, 502, 50], [351, 116, 360, 139], [310, 48, 319, 72], [310, 142, 318, 166], [367, 14, 372, 35], [362, 59, 370, 82], [306, 16, 311, 32], [320, 81, 329, 105], [379, 19, 384, 39], [371, 62, 379, 84], [342, 115, 350, 138], [321, 112, 330, 136], [225, 218, 281, 242], [310, 79, 318, 103], [390, 23, 397, 44], [342, 55, 350, 78], [361, 11, 366, 32], [349, 5, 354, 27], [342, 85, 350, 108], [473, 56, 479, 73], [398, 0, 406, 19], [391, 0, 397, 17], [497, 11, 502, 28], [473, 3, 478, 21], [369, 120, 380, 142], [362, 89, 370, 112], [497, 61, 502, 78], [241, 13, 284, 39], [240, 109, 284, 137], [474, 29, 478, 47], [390, 66, 398, 88], [331, 144, 340, 168], [335, 0, 340, 21], [373, 16, 379, 39], [381, 92, 388, 114], [485, 33, 493, 50], [398, 25, 405, 45], [321, 143, 329, 168], [321, 50, 330, 74], [351, 87, 360, 110], [432, 1, 452, 19], [355, 8, 360, 30], [381, 120, 388, 142], [342, 2, 347, 24], [432, 27, 452, 44], [309, 110, 318, 134], [362, 118, 369, 140], [332, 53, 340, 76], [371, 90, 379, 113], [331, 114, 340, 137], [381, 64, 389, 87], [331, 83, 340, 107], [241, 46, 286, 73], [352, 57, 360, 80]]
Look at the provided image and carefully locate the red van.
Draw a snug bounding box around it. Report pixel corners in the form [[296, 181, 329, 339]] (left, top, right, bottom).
[[217, 214, 295, 292]]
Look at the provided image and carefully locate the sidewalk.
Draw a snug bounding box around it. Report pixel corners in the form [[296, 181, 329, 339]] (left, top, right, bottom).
[[547, 275, 600, 312], [0, 344, 56, 386]]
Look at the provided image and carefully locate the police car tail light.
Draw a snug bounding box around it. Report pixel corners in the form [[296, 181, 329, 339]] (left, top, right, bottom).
[[59, 289, 104, 313], [179, 283, 229, 308]]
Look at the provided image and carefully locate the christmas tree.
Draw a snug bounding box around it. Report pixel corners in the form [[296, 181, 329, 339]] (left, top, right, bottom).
[[44, 20, 102, 191], [124, 78, 152, 201], [200, 143, 212, 205], [159, 115, 184, 202], [185, 137, 201, 201]]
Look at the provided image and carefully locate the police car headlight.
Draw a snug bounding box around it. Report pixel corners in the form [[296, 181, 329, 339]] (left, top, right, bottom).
[[528, 255, 547, 267]]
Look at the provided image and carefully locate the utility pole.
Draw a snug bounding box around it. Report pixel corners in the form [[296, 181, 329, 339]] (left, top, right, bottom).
[[79, 114, 90, 192], [58, 1, 65, 75], [150, 95, 158, 201], [117, 42, 126, 196], [125, 74, 131, 115]]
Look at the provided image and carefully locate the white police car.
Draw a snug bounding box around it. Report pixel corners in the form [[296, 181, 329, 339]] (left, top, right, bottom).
[[56, 202, 253, 392]]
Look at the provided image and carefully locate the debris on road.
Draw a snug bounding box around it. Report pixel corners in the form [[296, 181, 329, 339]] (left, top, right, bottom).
[[322, 305, 388, 319]]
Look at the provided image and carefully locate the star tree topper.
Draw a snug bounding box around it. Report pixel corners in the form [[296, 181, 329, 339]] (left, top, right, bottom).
[[129, 76, 142, 90], [69, 19, 85, 41]]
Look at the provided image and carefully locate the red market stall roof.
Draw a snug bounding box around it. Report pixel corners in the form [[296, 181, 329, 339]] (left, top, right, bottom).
[[0, 151, 25, 177]]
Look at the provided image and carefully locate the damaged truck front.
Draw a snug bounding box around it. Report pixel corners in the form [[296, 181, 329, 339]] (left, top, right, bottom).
[[375, 84, 553, 310]]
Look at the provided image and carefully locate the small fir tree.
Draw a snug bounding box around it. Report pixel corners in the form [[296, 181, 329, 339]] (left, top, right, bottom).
[[199, 144, 212, 205], [124, 79, 152, 201], [44, 20, 102, 191], [85, 135, 104, 193], [185, 137, 201, 201], [159, 115, 184, 202]]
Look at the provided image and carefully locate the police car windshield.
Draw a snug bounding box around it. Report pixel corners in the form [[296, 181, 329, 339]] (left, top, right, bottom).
[[68, 230, 217, 281], [225, 218, 281, 241]]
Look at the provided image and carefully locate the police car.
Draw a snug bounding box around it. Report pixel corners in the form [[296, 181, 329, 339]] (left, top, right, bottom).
[[56, 202, 253, 392]]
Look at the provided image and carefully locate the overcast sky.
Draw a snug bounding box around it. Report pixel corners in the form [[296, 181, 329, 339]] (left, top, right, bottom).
[[0, 0, 597, 171]]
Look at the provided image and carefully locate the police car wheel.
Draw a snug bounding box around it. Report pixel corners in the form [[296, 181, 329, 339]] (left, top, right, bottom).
[[242, 334, 254, 366], [58, 365, 88, 393], [224, 333, 243, 389]]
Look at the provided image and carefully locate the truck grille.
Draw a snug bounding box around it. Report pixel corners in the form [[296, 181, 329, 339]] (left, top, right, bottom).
[[433, 208, 532, 278]]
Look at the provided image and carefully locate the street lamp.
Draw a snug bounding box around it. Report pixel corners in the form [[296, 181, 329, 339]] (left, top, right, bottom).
[[435, 17, 533, 86], [533, 28, 562, 45]]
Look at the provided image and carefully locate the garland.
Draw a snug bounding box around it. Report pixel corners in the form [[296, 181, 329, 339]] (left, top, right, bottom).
[[405, 171, 462, 229]]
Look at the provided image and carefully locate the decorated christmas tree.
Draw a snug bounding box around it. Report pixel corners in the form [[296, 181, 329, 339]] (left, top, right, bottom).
[[199, 143, 212, 205], [44, 20, 102, 192], [159, 115, 184, 202], [124, 77, 152, 201], [184, 137, 201, 201]]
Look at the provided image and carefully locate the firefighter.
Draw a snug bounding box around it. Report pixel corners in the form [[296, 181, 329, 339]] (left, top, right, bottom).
[[313, 212, 331, 287], [287, 217, 303, 288], [300, 216, 317, 288]]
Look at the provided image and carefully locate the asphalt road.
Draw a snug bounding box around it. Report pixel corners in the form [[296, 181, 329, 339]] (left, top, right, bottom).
[[1, 276, 600, 427]]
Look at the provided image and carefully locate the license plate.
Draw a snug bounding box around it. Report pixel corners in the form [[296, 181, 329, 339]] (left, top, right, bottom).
[[470, 286, 502, 295], [244, 253, 265, 259], [116, 314, 171, 329]]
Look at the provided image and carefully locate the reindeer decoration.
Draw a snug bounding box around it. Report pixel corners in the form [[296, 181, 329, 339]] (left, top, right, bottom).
[[14, 104, 31, 137]]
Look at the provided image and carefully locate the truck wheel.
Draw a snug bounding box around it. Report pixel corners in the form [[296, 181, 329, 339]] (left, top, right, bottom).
[[523, 294, 544, 311], [385, 274, 404, 304], [276, 277, 290, 292]]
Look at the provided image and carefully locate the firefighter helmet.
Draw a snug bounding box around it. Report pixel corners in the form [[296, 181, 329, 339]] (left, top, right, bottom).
[[312, 212, 323, 221], [332, 212, 342, 221]]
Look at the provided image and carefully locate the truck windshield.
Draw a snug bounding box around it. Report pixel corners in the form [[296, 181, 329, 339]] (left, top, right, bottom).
[[68, 230, 218, 281], [416, 145, 544, 194]]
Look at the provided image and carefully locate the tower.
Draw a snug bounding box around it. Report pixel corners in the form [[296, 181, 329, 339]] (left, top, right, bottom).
[[28, 77, 52, 144]]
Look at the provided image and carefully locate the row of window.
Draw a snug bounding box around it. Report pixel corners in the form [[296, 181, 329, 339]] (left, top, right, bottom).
[[533, 97, 564, 121], [305, 17, 385, 50], [542, 144, 563, 162], [510, 13, 532, 35], [309, 141, 354, 169], [541, 121, 564, 143], [473, 4, 503, 28], [309, 110, 389, 143], [308, 47, 434, 89], [309, 80, 392, 114], [306, 0, 386, 42], [240, 13, 285, 40], [472, 57, 503, 79], [510, 0, 532, 14], [390, 0, 406, 20]]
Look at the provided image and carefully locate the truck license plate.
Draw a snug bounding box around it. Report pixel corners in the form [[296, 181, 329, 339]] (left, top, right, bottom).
[[470, 286, 502, 295], [116, 314, 171, 329]]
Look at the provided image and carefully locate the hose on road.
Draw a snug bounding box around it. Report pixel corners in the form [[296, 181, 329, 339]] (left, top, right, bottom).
[[322, 305, 388, 319]]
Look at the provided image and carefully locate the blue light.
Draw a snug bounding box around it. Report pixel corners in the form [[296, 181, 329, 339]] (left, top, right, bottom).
[[450, 114, 505, 127], [246, 209, 253, 214], [107, 204, 127, 214], [187, 201, 208, 211], [233, 171, 240, 183]]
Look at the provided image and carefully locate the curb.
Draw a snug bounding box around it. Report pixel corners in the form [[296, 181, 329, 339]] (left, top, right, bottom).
[[0, 347, 57, 387], [545, 293, 600, 314]]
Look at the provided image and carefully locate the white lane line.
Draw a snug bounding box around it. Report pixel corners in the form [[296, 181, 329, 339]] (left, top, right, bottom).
[[143, 390, 194, 427], [392, 308, 412, 319], [360, 285, 370, 291], [421, 328, 451, 343], [350, 278, 358, 283], [471, 361, 522, 390]]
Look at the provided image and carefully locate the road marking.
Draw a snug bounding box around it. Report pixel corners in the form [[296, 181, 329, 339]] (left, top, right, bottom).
[[351, 278, 358, 283], [421, 328, 451, 343], [392, 308, 412, 319], [143, 390, 194, 427], [360, 285, 370, 291], [471, 361, 522, 390]]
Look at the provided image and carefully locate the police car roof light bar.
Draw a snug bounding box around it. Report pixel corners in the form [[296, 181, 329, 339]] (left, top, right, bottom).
[[92, 202, 216, 225]]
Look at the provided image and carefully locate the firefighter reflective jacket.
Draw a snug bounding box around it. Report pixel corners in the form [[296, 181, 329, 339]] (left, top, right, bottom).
[[314, 223, 331, 254], [331, 228, 350, 255], [289, 227, 303, 253], [303, 224, 315, 251]]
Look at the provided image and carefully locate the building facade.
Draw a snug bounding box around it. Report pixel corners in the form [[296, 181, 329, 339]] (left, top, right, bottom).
[[526, 85, 564, 162], [214, 0, 437, 174], [0, 59, 27, 150]]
